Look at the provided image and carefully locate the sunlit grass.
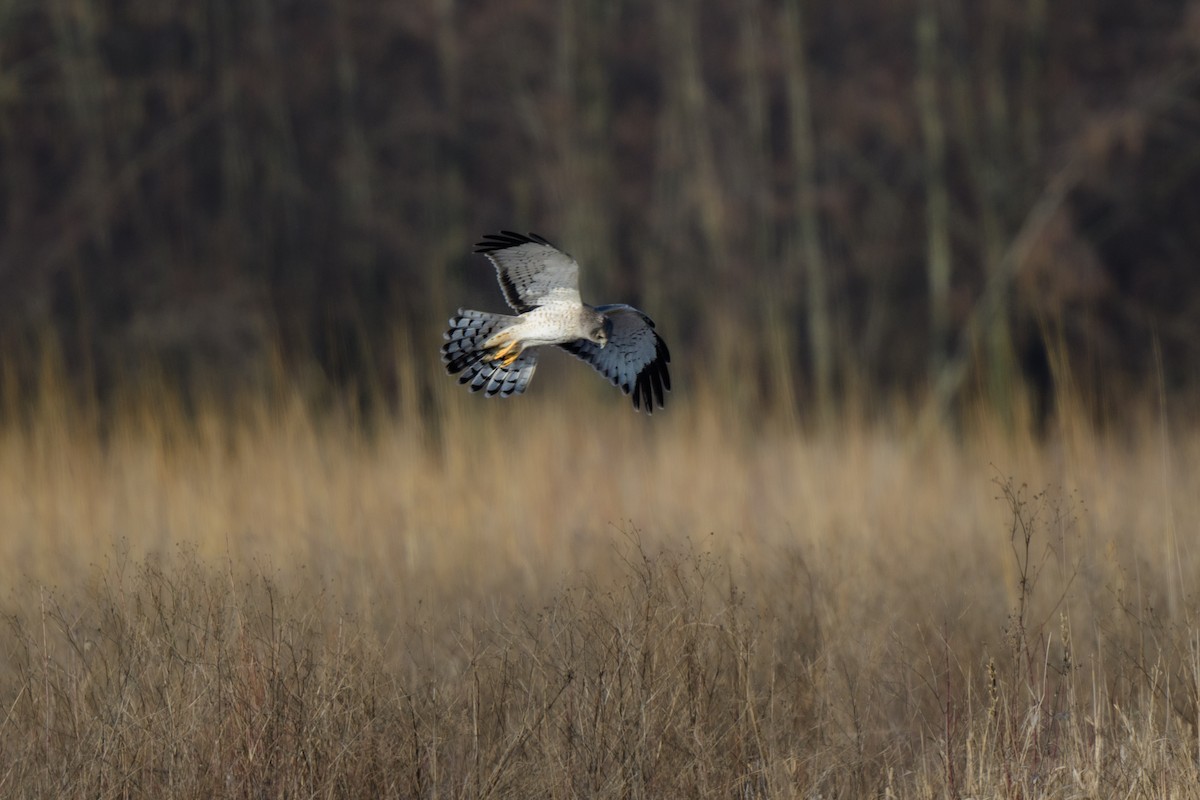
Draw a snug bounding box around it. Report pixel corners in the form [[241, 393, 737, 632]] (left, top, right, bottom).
[[2, 361, 1198, 796]]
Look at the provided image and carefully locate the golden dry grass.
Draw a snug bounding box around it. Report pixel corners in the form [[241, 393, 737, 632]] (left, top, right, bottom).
[[2, 369, 1199, 797]]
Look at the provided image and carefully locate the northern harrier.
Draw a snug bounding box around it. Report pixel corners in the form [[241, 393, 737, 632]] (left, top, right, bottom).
[[441, 231, 671, 412]]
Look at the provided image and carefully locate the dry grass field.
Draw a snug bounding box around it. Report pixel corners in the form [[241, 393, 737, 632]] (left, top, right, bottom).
[[2, 364, 1199, 798]]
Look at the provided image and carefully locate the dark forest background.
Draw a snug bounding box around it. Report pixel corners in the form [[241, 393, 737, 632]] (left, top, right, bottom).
[[2, 0, 1198, 424]]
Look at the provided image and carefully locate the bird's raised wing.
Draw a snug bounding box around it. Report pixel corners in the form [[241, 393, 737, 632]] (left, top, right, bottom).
[[475, 231, 581, 313], [558, 304, 671, 413]]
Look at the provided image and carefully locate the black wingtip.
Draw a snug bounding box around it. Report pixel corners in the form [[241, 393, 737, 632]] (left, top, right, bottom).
[[633, 333, 671, 414], [630, 355, 670, 415], [474, 230, 557, 254]]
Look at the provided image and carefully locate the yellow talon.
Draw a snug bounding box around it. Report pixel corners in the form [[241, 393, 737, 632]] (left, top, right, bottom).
[[489, 340, 521, 367]]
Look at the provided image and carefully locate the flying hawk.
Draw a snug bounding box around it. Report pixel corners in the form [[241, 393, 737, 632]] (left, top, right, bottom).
[[441, 231, 671, 412]]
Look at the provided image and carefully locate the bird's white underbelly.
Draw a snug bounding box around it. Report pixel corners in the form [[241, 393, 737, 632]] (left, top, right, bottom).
[[506, 305, 585, 347]]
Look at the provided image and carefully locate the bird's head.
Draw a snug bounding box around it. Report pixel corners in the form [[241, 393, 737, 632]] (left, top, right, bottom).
[[595, 316, 614, 347], [582, 308, 614, 348]]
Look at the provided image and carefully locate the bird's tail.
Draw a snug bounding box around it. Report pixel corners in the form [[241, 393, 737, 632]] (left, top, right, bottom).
[[441, 309, 539, 397]]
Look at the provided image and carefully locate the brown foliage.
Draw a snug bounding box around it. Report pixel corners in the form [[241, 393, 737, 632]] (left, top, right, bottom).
[[2, 385, 1200, 796]]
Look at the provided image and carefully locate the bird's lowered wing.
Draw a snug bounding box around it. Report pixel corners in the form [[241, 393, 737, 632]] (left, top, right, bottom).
[[558, 304, 671, 413]]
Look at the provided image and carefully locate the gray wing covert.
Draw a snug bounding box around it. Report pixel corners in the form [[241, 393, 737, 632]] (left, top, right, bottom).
[[475, 231, 581, 313], [558, 304, 671, 413]]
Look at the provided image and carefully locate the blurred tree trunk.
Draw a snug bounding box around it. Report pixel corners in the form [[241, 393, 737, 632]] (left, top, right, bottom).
[[555, 0, 615, 284], [49, 0, 108, 249], [945, 0, 1015, 422], [916, 0, 952, 387], [781, 0, 833, 422], [329, 0, 380, 396], [251, 0, 300, 257], [210, 1, 252, 262], [430, 0, 465, 323], [243, 0, 316, 379], [979, 0, 1015, 424], [740, 0, 792, 411], [331, 0, 373, 238], [654, 0, 728, 312], [738, 0, 771, 274], [555, 0, 579, 238], [48, 0, 108, 403], [1019, 0, 1046, 169]]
